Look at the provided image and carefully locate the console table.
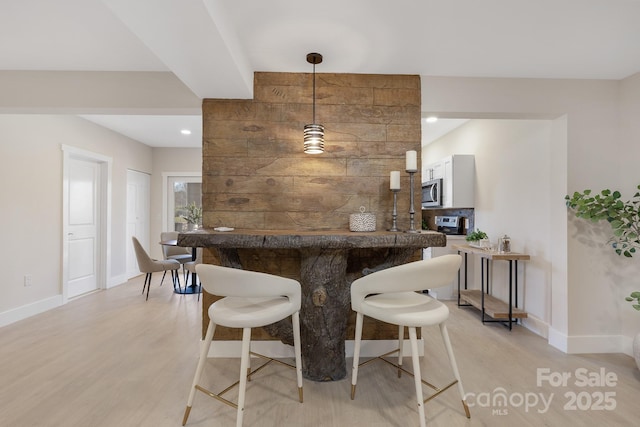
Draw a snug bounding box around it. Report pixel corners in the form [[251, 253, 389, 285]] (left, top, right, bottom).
[[178, 229, 445, 381], [452, 244, 530, 330]]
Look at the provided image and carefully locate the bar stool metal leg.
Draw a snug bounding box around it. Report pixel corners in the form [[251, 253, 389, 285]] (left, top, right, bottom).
[[440, 323, 471, 418], [183, 320, 217, 425], [409, 327, 427, 427], [397, 325, 404, 378], [236, 328, 252, 427], [292, 311, 304, 402], [350, 312, 364, 400]]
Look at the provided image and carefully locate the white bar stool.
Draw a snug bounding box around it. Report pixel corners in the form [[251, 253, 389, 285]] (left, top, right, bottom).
[[182, 264, 303, 427], [350, 254, 470, 427]]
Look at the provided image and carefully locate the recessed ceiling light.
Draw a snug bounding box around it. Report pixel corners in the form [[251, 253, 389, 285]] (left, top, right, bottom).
[[426, 116, 438, 123], [181, 129, 192, 135]]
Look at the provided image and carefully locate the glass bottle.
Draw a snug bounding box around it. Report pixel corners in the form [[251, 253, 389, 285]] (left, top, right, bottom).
[[498, 235, 511, 253]]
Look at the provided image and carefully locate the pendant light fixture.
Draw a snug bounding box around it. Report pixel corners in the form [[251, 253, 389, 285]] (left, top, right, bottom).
[[304, 52, 324, 154]]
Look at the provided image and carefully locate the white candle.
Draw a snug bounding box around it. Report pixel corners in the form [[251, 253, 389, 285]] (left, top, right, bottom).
[[406, 150, 417, 171], [390, 171, 400, 190]]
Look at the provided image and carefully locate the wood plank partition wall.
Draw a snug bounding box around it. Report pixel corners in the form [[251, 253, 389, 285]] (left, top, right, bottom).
[[200, 72, 422, 341], [202, 72, 421, 231]]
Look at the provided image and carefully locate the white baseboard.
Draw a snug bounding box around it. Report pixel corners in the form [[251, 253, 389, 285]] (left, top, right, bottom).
[[0, 295, 64, 328], [206, 339, 424, 358], [548, 327, 629, 355], [548, 327, 568, 352], [521, 314, 548, 339]]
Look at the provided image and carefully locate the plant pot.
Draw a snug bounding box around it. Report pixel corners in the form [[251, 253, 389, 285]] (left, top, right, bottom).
[[468, 239, 490, 249], [634, 333, 640, 371]]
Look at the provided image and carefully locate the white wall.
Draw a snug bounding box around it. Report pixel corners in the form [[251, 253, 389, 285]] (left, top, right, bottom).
[[423, 119, 553, 337], [422, 75, 639, 355], [0, 114, 151, 326], [617, 73, 640, 348]]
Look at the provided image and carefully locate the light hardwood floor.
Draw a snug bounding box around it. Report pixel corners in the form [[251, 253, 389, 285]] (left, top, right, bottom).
[[1, 275, 638, 427]]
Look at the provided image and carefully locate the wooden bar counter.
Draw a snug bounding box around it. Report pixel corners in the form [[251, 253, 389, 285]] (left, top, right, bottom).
[[178, 229, 445, 381]]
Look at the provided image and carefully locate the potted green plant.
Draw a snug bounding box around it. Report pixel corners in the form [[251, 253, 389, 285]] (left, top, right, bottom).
[[466, 228, 489, 248], [565, 186, 640, 257], [626, 292, 640, 311], [566, 185, 640, 369], [466, 229, 488, 242], [181, 202, 203, 230]]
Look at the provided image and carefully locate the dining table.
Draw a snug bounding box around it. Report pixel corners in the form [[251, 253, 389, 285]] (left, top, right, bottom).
[[159, 239, 201, 295], [178, 228, 446, 381]]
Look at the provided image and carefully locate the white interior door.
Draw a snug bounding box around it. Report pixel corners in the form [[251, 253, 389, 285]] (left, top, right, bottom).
[[66, 158, 99, 298], [126, 169, 150, 278]]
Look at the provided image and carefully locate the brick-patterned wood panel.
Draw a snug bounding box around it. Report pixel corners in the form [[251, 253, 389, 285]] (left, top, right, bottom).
[[202, 72, 421, 232]]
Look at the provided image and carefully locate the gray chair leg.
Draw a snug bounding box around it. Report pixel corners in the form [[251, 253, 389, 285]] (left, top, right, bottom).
[[172, 270, 182, 293], [145, 273, 153, 300], [160, 270, 167, 286]]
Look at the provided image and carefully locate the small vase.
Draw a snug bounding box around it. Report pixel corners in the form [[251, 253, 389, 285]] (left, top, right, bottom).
[[634, 333, 640, 371]]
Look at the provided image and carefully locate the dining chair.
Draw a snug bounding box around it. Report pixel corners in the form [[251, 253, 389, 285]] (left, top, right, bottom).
[[350, 254, 470, 427], [184, 247, 203, 300], [182, 264, 303, 427], [160, 231, 192, 283], [131, 236, 181, 300]]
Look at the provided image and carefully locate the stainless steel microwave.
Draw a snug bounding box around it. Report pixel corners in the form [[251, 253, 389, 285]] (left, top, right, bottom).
[[421, 178, 442, 208]]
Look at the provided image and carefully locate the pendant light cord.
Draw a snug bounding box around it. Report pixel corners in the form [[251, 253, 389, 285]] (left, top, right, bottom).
[[312, 62, 316, 123]]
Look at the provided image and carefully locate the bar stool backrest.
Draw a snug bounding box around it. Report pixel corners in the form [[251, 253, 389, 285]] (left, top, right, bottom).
[[351, 254, 462, 312], [196, 264, 301, 308]]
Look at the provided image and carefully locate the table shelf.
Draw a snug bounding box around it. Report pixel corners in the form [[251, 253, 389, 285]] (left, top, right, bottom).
[[459, 290, 527, 319]]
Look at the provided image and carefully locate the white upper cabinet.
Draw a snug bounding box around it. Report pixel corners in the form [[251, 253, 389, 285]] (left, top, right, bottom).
[[424, 155, 475, 208]]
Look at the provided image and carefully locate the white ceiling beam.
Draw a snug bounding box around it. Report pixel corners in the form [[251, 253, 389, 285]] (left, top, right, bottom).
[[102, 0, 254, 99], [0, 71, 201, 114]]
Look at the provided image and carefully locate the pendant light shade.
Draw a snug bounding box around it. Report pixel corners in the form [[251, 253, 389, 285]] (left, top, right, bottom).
[[303, 123, 324, 154], [304, 52, 324, 154]]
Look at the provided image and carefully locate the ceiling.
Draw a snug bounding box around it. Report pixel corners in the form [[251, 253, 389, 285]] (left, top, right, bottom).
[[2, 0, 640, 147]]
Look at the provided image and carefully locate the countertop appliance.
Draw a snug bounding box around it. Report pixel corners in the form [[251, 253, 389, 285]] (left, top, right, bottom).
[[421, 178, 442, 208], [435, 215, 464, 235]]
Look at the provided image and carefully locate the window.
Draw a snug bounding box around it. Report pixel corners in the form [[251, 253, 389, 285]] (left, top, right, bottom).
[[165, 175, 202, 232]]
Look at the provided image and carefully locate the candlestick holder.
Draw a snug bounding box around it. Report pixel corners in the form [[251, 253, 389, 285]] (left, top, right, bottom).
[[406, 170, 419, 233], [389, 189, 400, 231]]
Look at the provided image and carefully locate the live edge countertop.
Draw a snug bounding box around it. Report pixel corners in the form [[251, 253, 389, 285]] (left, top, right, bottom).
[[177, 228, 446, 249]]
